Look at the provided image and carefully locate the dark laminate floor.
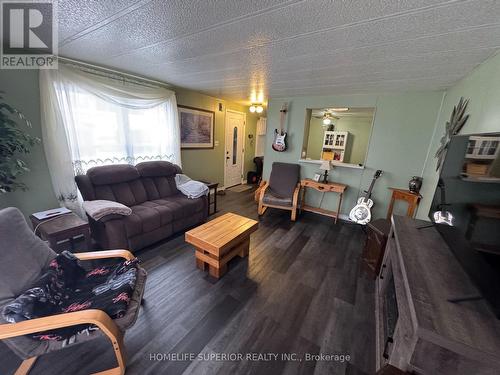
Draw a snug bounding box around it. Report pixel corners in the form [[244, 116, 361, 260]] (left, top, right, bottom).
[[0, 188, 375, 375]]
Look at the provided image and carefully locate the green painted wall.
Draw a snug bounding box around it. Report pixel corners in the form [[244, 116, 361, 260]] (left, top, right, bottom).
[[0, 70, 257, 218], [335, 117, 373, 165], [176, 88, 258, 186], [0, 70, 59, 218], [263, 92, 444, 220], [305, 117, 324, 160], [418, 51, 500, 219]]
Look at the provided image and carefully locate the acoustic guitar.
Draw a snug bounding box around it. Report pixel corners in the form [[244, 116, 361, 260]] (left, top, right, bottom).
[[272, 103, 288, 152], [349, 170, 383, 225]]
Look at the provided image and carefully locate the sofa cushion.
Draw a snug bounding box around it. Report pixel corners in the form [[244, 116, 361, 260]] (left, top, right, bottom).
[[124, 205, 163, 237], [92, 178, 148, 207], [263, 190, 293, 207], [136, 161, 181, 177], [138, 201, 174, 226], [141, 176, 179, 199], [152, 195, 204, 220], [87, 164, 140, 185]]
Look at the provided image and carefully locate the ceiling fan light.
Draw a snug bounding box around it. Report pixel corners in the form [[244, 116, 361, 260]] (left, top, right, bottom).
[[256, 105, 264, 113], [323, 117, 332, 125], [249, 105, 256, 113]]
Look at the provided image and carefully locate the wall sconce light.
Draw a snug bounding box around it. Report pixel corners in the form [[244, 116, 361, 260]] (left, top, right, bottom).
[[249, 104, 264, 113]]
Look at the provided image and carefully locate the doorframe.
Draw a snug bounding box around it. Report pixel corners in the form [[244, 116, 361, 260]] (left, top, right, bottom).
[[224, 109, 246, 188]]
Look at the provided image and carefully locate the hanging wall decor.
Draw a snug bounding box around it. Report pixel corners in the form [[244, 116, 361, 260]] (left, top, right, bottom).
[[435, 97, 470, 171], [178, 105, 215, 149]]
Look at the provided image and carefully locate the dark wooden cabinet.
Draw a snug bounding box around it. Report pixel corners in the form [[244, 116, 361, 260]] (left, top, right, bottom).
[[375, 215, 500, 374], [362, 218, 391, 278]]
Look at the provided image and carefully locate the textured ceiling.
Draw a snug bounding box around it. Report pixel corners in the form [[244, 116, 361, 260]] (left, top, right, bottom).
[[58, 0, 500, 104]]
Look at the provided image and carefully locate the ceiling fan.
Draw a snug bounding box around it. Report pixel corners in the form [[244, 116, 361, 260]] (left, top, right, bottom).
[[312, 110, 340, 125]]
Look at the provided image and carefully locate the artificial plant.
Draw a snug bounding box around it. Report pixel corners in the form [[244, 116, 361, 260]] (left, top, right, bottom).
[[0, 91, 40, 193]]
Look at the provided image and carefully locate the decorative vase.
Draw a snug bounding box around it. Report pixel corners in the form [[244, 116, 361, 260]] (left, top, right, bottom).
[[409, 176, 423, 194]]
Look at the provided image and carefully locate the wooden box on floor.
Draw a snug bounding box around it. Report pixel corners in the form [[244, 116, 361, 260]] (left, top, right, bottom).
[[185, 213, 258, 279]]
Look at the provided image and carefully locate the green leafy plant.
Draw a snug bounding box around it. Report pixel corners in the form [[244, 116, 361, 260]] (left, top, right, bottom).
[[0, 91, 40, 193]]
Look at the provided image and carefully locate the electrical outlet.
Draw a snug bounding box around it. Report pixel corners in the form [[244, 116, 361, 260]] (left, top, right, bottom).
[[214, 140, 219, 146]]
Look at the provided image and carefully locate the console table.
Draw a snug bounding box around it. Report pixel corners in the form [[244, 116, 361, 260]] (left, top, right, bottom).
[[376, 215, 500, 374], [299, 179, 347, 223]]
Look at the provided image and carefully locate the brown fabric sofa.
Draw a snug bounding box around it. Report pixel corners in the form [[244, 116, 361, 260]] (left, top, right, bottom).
[[75, 161, 207, 251]]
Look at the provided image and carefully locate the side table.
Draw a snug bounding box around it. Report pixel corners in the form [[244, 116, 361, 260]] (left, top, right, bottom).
[[30, 212, 91, 252], [200, 181, 219, 216], [299, 178, 347, 224], [387, 188, 422, 219]]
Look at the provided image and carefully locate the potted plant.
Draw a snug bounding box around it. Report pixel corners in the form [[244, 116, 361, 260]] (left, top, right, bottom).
[[0, 91, 40, 193]]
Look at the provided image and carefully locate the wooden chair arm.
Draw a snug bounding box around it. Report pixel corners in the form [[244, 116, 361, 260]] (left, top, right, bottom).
[[74, 250, 135, 261], [258, 182, 269, 202], [292, 183, 301, 207], [0, 309, 120, 341]]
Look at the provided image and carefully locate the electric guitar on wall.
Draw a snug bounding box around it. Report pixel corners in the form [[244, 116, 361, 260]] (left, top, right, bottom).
[[272, 103, 288, 152], [349, 170, 383, 225]]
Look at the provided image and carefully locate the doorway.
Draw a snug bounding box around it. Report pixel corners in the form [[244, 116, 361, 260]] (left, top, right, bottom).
[[224, 110, 246, 188]]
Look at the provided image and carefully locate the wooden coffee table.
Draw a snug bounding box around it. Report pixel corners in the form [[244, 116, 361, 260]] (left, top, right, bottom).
[[185, 212, 258, 279]]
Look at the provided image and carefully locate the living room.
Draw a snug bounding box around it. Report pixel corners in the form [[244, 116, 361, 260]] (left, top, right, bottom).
[[1, 1, 500, 375]]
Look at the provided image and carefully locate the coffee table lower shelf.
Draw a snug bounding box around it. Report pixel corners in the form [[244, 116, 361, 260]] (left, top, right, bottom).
[[185, 212, 258, 280], [194, 238, 250, 278]]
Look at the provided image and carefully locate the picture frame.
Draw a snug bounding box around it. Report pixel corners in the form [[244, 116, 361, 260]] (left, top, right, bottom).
[[178, 105, 215, 149], [313, 173, 321, 182]]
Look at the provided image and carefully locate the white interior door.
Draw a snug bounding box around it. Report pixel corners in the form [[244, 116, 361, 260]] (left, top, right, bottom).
[[225, 111, 245, 188]]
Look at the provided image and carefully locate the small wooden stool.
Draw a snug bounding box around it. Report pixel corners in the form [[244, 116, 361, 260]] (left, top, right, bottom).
[[386, 188, 422, 220]]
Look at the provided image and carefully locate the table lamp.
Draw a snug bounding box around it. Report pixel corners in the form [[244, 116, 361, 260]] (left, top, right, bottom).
[[319, 160, 331, 183]]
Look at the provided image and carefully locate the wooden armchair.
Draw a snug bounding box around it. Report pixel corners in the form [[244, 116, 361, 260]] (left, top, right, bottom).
[[0, 207, 147, 375], [258, 162, 301, 221]]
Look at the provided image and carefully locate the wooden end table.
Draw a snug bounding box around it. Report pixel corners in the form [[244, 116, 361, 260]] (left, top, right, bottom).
[[185, 212, 258, 279], [299, 178, 348, 223], [30, 212, 91, 252], [387, 188, 422, 220], [200, 181, 219, 216]]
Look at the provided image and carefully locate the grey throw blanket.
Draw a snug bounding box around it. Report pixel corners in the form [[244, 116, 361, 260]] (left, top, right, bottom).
[[83, 200, 132, 221], [175, 174, 209, 199]]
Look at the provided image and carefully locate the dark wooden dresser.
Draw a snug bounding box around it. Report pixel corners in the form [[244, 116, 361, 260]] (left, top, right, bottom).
[[375, 215, 500, 374]]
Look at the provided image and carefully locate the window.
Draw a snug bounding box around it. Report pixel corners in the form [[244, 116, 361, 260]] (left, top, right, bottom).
[[40, 65, 180, 208], [58, 87, 179, 175], [232, 126, 238, 165]]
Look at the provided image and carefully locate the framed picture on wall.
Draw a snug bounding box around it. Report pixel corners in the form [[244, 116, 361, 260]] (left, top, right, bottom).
[[178, 105, 215, 149]]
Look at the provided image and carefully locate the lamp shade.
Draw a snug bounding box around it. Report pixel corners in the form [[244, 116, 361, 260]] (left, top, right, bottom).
[[319, 160, 331, 171]]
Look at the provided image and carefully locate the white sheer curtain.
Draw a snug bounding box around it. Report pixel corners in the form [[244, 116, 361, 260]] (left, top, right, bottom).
[[40, 64, 180, 211]]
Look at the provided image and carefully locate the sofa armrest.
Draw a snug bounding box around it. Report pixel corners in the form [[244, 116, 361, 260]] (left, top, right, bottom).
[[74, 250, 135, 261], [94, 213, 126, 223]]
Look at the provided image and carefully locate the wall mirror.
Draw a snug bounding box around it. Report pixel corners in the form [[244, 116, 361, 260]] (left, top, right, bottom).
[[302, 107, 375, 167]]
